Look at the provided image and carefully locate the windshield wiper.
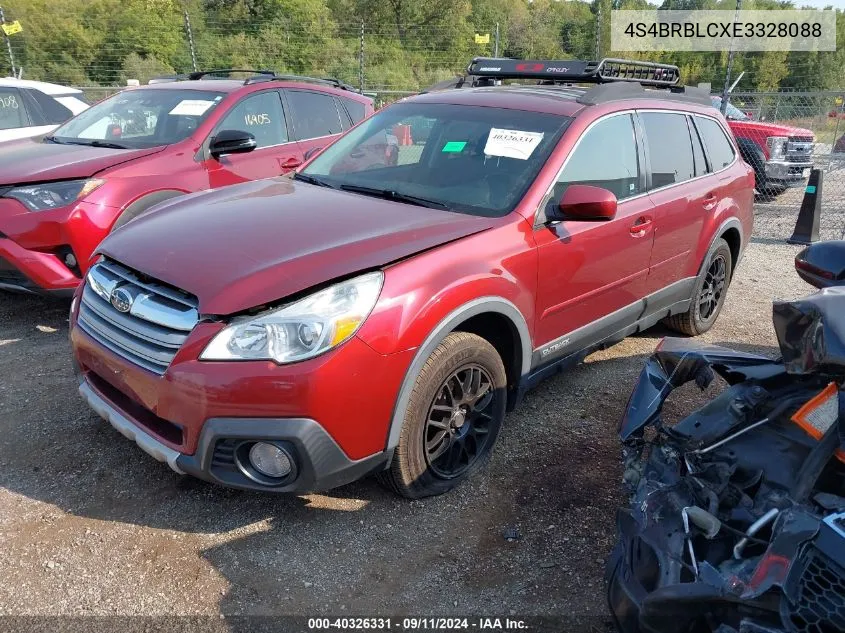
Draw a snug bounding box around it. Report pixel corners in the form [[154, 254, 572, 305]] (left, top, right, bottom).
[[338, 184, 451, 210], [293, 173, 336, 188], [43, 135, 64, 144], [57, 139, 129, 150]]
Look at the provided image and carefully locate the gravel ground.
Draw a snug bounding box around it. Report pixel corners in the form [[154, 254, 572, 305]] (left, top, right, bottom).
[[0, 201, 841, 630]]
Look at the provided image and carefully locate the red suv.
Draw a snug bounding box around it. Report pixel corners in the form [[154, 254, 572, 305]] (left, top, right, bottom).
[[0, 71, 373, 295], [69, 59, 754, 498]]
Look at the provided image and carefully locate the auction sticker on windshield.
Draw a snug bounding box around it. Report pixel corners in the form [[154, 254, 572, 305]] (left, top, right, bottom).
[[484, 128, 544, 160], [169, 100, 215, 116]]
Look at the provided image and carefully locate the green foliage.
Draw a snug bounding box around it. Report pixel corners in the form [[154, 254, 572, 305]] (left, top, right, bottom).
[[1, 0, 842, 92]]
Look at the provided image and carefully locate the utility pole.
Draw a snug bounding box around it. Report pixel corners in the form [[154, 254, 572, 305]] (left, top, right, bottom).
[[494, 22, 499, 57], [183, 6, 198, 72], [359, 19, 364, 94], [595, 5, 602, 60], [720, 0, 742, 115], [0, 5, 17, 77]]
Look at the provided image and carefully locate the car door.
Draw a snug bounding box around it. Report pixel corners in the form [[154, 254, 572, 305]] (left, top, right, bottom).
[[533, 112, 656, 363], [639, 110, 711, 292], [204, 90, 302, 189], [283, 89, 346, 158]]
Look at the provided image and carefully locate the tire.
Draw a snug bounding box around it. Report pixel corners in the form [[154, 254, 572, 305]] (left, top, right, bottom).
[[378, 332, 507, 499], [664, 238, 733, 336]]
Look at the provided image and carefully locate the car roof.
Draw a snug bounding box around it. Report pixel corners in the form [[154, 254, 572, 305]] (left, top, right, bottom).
[[405, 84, 715, 118], [0, 77, 83, 95]]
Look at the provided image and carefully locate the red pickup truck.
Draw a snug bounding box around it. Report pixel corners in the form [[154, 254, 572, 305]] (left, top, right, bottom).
[[712, 97, 815, 198]]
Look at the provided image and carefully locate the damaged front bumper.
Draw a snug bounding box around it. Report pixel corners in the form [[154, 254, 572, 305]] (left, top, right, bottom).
[[607, 336, 845, 633]]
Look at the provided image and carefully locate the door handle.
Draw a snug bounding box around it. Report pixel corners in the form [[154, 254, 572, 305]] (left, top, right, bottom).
[[703, 193, 718, 211], [280, 158, 302, 171], [630, 216, 653, 236]]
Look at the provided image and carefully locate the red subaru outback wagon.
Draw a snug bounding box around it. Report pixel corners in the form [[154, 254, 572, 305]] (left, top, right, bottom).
[[70, 59, 754, 498], [0, 70, 373, 295]]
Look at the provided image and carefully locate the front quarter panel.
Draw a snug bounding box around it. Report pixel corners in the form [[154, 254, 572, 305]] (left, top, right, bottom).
[[356, 216, 537, 362]]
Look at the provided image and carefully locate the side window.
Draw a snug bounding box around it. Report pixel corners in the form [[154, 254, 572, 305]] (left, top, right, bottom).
[[341, 98, 367, 125], [0, 88, 29, 130], [287, 90, 343, 140], [26, 89, 73, 124], [696, 116, 736, 171], [554, 113, 641, 202], [640, 112, 695, 189], [217, 91, 287, 149], [688, 116, 708, 177]]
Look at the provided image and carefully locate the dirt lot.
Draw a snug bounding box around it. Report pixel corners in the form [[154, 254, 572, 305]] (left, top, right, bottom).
[[0, 202, 841, 630]]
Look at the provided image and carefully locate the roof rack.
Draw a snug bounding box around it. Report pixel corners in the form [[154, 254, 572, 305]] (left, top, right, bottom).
[[187, 69, 274, 81], [243, 73, 355, 91], [577, 82, 712, 107], [182, 68, 355, 91], [466, 57, 680, 88]]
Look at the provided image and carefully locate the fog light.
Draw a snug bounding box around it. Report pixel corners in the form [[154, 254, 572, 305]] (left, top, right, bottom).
[[64, 253, 77, 268], [249, 442, 292, 478]]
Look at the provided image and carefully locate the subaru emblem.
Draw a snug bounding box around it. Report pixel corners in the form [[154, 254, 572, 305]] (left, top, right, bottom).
[[110, 287, 133, 313]]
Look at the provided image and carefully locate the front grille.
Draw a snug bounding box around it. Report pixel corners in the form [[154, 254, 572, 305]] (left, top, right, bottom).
[[783, 546, 845, 633], [77, 258, 199, 375], [786, 137, 814, 163], [790, 135, 815, 143]]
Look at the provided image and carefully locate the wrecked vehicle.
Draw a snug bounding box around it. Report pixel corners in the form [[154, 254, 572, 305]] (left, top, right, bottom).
[[607, 240, 845, 633]]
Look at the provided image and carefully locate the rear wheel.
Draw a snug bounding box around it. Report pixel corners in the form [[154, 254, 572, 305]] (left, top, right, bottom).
[[664, 238, 732, 336], [378, 332, 506, 499]]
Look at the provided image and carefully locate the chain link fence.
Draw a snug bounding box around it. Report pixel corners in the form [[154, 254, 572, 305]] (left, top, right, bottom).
[[723, 91, 845, 230], [1, 2, 843, 236]]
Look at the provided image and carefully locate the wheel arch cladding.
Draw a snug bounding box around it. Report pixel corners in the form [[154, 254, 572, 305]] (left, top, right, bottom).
[[384, 297, 531, 452], [721, 226, 741, 276]]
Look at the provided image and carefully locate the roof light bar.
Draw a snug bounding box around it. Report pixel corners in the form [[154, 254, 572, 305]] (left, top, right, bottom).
[[466, 57, 680, 87]]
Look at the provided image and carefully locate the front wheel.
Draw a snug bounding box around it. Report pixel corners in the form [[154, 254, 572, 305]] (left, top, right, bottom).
[[664, 238, 733, 336], [378, 332, 507, 499]]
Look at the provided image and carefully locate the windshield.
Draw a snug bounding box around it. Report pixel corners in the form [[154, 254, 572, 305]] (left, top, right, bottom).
[[711, 97, 749, 121], [49, 89, 225, 149], [299, 103, 571, 217]]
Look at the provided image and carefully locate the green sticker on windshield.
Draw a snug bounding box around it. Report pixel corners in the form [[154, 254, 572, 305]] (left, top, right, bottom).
[[442, 141, 467, 153]]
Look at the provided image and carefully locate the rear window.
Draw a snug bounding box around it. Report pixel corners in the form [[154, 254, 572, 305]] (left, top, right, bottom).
[[641, 112, 695, 189], [287, 90, 343, 140], [696, 116, 736, 171]]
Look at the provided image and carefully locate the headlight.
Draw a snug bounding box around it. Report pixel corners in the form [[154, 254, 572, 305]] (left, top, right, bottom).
[[766, 136, 788, 160], [200, 271, 383, 364], [3, 179, 105, 211]]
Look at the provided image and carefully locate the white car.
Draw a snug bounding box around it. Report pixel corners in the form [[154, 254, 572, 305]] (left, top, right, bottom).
[[0, 78, 89, 143]]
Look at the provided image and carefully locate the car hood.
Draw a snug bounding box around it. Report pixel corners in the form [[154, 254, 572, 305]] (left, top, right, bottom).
[[98, 177, 499, 315], [727, 119, 815, 139], [0, 137, 165, 185]]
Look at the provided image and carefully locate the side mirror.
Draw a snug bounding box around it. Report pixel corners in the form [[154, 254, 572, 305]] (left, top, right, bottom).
[[548, 184, 617, 222], [795, 241, 845, 288], [209, 129, 257, 159], [303, 146, 323, 162]]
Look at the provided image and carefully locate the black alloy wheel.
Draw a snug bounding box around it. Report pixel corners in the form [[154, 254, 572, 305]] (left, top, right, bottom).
[[424, 364, 496, 479]]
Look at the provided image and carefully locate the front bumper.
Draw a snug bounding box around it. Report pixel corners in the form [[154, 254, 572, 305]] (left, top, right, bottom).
[[764, 160, 813, 186], [71, 307, 412, 492], [78, 376, 390, 492], [0, 198, 118, 293], [0, 238, 78, 295]]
